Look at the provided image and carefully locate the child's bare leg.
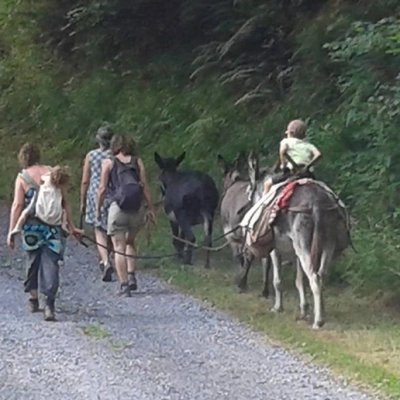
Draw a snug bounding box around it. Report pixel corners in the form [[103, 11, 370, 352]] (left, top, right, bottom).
[[10, 210, 29, 236], [11, 190, 37, 236], [264, 179, 273, 195]]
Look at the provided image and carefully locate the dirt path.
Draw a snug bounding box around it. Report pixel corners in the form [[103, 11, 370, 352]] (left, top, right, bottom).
[[0, 208, 381, 400]]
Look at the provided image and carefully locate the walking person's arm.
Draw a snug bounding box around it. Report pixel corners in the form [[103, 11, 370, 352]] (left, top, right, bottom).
[[80, 153, 90, 214], [137, 158, 156, 223], [7, 177, 26, 249], [96, 159, 112, 221], [61, 187, 83, 238]]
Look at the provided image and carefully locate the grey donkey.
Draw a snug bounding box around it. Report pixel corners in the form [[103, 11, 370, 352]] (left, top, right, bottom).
[[245, 152, 350, 329], [217, 153, 271, 298]]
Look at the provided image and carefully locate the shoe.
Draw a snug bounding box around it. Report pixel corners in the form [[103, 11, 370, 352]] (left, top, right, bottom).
[[128, 273, 137, 291], [102, 263, 113, 282], [117, 283, 131, 298], [28, 298, 40, 313], [43, 305, 56, 321]]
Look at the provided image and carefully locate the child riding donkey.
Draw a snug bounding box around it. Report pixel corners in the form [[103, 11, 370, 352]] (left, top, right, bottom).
[[263, 119, 321, 195], [240, 121, 351, 329]]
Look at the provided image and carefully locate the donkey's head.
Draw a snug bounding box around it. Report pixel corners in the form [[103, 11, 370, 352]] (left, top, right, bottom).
[[247, 151, 273, 203], [217, 152, 247, 191], [154, 151, 186, 194]]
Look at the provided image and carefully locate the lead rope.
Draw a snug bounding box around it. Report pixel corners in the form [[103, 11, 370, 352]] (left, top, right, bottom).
[[78, 214, 240, 260]]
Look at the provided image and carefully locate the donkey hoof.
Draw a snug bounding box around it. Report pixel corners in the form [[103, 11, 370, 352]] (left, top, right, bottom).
[[297, 305, 310, 320], [182, 256, 193, 265], [271, 306, 283, 313], [296, 314, 308, 322], [237, 284, 248, 293], [233, 273, 244, 284], [296, 314, 309, 322], [312, 321, 325, 330], [261, 289, 269, 299], [236, 276, 248, 291]]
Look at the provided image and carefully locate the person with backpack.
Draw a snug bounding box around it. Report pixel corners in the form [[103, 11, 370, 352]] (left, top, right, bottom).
[[96, 134, 156, 297], [7, 143, 82, 321], [80, 125, 114, 281], [8, 165, 71, 238]]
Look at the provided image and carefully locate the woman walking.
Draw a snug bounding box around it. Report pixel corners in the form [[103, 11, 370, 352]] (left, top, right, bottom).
[[80, 125, 114, 281], [7, 143, 81, 321], [97, 134, 156, 297]]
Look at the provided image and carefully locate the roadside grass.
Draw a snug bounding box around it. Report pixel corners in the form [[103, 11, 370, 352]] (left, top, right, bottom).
[[81, 324, 110, 340], [110, 339, 134, 353], [138, 218, 400, 399]]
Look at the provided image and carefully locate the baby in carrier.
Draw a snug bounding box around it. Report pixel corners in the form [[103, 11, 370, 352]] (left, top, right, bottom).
[[264, 119, 322, 195], [9, 165, 71, 237]]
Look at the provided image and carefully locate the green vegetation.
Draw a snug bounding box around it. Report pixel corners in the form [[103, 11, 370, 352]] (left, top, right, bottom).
[[82, 324, 110, 340], [2, 0, 400, 394]]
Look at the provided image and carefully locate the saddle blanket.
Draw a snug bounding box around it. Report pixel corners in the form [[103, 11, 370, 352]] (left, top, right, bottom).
[[240, 178, 349, 253]]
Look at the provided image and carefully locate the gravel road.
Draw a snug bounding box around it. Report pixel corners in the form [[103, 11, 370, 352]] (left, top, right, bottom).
[[0, 208, 383, 400]]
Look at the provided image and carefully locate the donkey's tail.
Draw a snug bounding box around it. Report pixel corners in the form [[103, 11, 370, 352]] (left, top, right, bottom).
[[310, 205, 323, 273]]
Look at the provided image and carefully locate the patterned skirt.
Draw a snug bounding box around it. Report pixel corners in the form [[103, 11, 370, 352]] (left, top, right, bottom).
[[85, 189, 111, 232]]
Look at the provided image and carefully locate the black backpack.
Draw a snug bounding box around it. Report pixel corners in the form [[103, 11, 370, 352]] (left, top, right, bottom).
[[111, 157, 144, 212]]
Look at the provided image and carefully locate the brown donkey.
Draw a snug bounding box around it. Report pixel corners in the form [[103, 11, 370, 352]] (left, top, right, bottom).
[[217, 153, 271, 297]]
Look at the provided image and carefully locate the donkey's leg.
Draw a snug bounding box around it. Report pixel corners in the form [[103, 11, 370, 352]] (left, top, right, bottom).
[[295, 249, 323, 329], [175, 211, 195, 265], [236, 251, 254, 291], [234, 246, 244, 268], [232, 243, 245, 285], [261, 256, 271, 298], [309, 271, 323, 329], [315, 246, 335, 324], [295, 258, 309, 320], [270, 250, 284, 313], [231, 241, 244, 269], [170, 221, 184, 259]]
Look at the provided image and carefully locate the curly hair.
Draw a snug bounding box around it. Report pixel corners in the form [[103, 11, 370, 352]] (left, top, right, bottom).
[[18, 143, 41, 168], [110, 134, 138, 156], [50, 165, 71, 188], [287, 120, 307, 139]]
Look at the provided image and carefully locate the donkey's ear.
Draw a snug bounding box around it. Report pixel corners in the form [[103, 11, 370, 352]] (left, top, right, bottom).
[[247, 151, 259, 185], [235, 151, 247, 170], [217, 154, 227, 173], [176, 151, 186, 166], [154, 152, 164, 169]]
